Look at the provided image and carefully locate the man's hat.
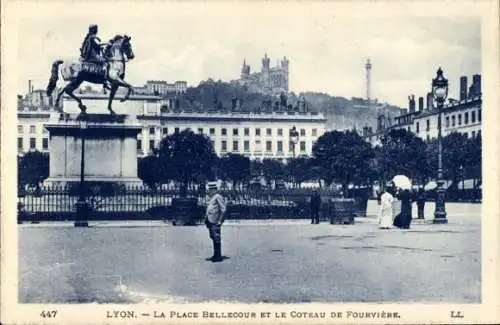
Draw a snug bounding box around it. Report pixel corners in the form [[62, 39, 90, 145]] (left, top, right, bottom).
[[207, 181, 218, 190], [89, 24, 98, 31]]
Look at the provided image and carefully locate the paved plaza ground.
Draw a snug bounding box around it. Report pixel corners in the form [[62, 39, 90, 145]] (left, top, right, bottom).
[[18, 201, 481, 304]]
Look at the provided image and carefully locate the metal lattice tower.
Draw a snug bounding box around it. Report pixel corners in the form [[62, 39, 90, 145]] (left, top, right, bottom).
[[365, 58, 372, 103]]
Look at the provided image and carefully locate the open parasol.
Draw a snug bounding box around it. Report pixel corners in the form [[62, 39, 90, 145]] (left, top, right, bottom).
[[392, 175, 412, 190]]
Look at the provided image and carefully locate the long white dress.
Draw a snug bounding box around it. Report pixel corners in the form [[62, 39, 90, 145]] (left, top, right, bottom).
[[378, 192, 394, 228]]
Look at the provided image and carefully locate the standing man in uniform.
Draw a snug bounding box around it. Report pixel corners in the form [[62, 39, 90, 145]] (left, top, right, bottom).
[[204, 181, 227, 262]]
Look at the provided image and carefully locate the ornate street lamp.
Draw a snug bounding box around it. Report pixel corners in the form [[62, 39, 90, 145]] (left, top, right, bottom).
[[459, 164, 465, 199], [432, 67, 448, 224], [289, 126, 300, 187], [75, 114, 90, 227], [289, 125, 299, 158]]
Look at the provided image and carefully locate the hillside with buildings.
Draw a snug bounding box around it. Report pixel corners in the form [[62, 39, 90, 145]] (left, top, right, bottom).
[[180, 79, 307, 114], [301, 92, 403, 131], [18, 79, 403, 132]]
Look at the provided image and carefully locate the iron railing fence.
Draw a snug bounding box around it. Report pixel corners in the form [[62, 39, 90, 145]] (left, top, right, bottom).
[[18, 185, 347, 221], [18, 184, 479, 222]]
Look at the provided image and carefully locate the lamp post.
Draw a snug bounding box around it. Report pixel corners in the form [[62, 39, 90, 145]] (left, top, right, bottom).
[[289, 126, 299, 187], [289, 125, 299, 158], [75, 114, 89, 227], [459, 164, 464, 201], [432, 67, 448, 224]]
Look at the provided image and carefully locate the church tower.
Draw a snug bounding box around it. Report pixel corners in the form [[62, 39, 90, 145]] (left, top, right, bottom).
[[260, 53, 271, 94], [261, 53, 270, 71], [241, 59, 250, 80], [281, 56, 290, 93]]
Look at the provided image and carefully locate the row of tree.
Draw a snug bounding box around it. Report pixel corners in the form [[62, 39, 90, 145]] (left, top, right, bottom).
[[138, 128, 481, 192], [18, 128, 481, 194]]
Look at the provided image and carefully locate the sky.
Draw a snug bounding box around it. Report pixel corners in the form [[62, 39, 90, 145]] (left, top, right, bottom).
[[16, 5, 481, 108]]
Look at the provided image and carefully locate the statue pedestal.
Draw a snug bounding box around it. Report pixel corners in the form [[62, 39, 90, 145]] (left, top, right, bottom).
[[43, 113, 143, 187]]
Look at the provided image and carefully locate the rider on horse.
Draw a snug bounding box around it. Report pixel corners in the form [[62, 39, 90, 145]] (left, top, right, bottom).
[[47, 28, 135, 115], [80, 24, 112, 89], [80, 24, 105, 62]]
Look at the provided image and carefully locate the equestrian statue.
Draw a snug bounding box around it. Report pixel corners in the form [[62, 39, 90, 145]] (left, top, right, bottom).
[[46, 24, 135, 115]]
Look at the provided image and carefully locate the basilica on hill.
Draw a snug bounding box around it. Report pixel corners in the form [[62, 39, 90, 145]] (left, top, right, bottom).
[[234, 53, 289, 97]]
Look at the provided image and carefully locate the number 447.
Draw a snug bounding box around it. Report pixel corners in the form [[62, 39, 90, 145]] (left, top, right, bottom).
[[40, 310, 58, 318]]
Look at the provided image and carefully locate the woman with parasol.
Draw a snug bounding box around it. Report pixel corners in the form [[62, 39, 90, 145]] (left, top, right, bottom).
[[392, 175, 413, 229]]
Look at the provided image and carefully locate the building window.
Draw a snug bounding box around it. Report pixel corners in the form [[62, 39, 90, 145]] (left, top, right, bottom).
[[266, 141, 272, 152], [472, 131, 476, 138], [198, 128, 203, 134], [277, 141, 283, 152], [149, 127, 155, 135], [162, 127, 168, 135], [244, 140, 250, 152], [445, 117, 450, 128], [174, 127, 180, 134], [255, 128, 261, 136], [255, 140, 261, 152], [149, 140, 155, 150], [29, 138, 36, 149], [426, 135, 430, 141], [209, 128, 215, 136], [300, 129, 306, 136], [30, 125, 36, 134], [426, 119, 430, 131], [478, 130, 481, 137], [17, 138, 23, 151], [17, 125, 23, 134], [452, 116, 456, 127], [232, 140, 238, 152], [464, 112, 469, 125], [478, 109, 482, 122], [210, 140, 215, 149], [244, 128, 250, 136], [312, 128, 317, 137], [300, 141, 306, 152], [458, 114, 462, 126], [233, 128, 239, 136], [471, 111, 476, 123], [42, 138, 48, 150], [277, 128, 283, 136], [221, 128, 227, 136], [416, 122, 420, 133], [221, 140, 227, 152], [266, 128, 272, 136], [137, 139, 142, 150]]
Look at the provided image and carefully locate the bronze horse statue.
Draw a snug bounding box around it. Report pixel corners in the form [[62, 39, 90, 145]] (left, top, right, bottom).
[[46, 35, 135, 115]]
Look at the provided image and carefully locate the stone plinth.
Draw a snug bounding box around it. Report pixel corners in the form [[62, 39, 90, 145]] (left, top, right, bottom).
[[43, 113, 143, 186]]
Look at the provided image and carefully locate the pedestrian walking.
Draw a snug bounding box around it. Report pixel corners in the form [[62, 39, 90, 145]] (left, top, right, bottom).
[[378, 182, 395, 229], [310, 190, 321, 224], [416, 187, 426, 219], [204, 181, 227, 262], [394, 189, 412, 229]]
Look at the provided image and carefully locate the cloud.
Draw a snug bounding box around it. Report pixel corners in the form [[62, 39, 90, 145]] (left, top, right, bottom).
[[16, 14, 480, 108]]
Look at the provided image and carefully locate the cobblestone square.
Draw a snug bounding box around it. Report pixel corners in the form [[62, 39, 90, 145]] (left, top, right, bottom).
[[18, 201, 480, 303]]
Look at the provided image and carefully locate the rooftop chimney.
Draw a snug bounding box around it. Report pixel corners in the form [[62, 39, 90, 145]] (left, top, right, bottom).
[[426, 92, 434, 110], [460, 76, 468, 101], [408, 94, 416, 113]]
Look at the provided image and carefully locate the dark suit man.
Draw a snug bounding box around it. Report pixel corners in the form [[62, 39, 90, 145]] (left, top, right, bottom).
[[310, 191, 321, 224]]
